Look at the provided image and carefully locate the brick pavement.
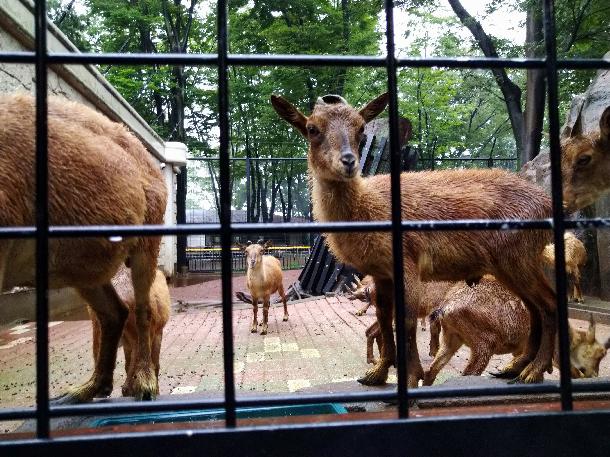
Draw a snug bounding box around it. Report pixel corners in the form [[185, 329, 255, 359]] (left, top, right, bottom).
[[2, 294, 610, 434]]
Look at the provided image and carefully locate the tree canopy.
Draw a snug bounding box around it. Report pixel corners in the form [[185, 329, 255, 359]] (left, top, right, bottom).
[[49, 0, 610, 222]]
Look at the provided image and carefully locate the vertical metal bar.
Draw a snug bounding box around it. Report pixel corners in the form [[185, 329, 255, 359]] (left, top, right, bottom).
[[246, 156, 251, 224], [543, 0, 572, 411], [384, 0, 409, 418], [176, 165, 188, 273], [217, 0, 237, 427], [34, 0, 50, 439]]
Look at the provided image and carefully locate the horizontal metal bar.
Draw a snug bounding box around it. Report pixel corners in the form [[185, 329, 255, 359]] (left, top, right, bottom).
[[2, 380, 609, 422], [187, 157, 307, 161], [0, 52, 609, 71], [4, 410, 610, 457], [0, 219, 552, 239], [6, 218, 610, 239], [420, 157, 518, 162]]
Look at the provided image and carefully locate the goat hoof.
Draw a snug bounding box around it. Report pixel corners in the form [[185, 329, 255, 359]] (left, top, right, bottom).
[[357, 364, 389, 386], [51, 392, 81, 405], [489, 370, 519, 379], [250, 327, 257, 333], [283, 315, 289, 321], [355, 310, 364, 316]]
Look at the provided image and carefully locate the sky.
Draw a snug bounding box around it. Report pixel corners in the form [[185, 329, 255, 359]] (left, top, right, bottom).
[[393, 0, 526, 56]]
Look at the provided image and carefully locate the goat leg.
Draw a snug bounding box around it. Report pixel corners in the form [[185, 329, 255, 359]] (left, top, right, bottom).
[[124, 253, 159, 400], [358, 280, 394, 386], [251, 296, 259, 333], [261, 300, 270, 335], [53, 285, 128, 404]]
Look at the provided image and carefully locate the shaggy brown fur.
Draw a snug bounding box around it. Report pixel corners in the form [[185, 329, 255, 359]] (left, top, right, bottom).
[[423, 277, 607, 385], [542, 232, 587, 303], [237, 240, 289, 335], [272, 93, 557, 388], [0, 93, 167, 403], [90, 266, 170, 397]]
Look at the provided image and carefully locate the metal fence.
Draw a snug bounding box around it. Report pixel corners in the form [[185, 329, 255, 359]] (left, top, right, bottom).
[[187, 246, 311, 273], [2, 1, 610, 456]]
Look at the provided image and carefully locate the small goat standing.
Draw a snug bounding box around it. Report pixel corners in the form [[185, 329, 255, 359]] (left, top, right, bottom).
[[543, 232, 587, 303], [423, 277, 608, 385], [238, 240, 289, 335], [89, 265, 170, 397]]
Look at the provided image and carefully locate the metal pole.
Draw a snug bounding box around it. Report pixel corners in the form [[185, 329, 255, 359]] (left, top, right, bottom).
[[176, 165, 188, 273], [384, 0, 409, 418], [543, 0, 572, 411], [217, 0, 237, 427], [34, 0, 50, 439]]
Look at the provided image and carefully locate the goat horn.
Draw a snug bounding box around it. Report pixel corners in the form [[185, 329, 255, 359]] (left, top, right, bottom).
[[316, 94, 348, 106]]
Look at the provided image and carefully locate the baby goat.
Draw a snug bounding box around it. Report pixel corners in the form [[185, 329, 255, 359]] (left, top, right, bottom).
[[271, 92, 610, 388], [238, 240, 289, 335], [0, 93, 167, 403], [423, 277, 607, 385], [349, 277, 453, 362], [543, 232, 587, 303], [89, 265, 170, 397]]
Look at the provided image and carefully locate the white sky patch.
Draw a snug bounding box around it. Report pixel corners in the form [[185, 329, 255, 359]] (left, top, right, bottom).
[[391, 0, 526, 56]]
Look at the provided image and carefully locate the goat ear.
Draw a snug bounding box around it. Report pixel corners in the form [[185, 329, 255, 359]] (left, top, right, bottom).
[[271, 95, 308, 137], [235, 243, 246, 251], [587, 314, 596, 343], [359, 93, 389, 123], [600, 106, 610, 144], [264, 240, 273, 249]]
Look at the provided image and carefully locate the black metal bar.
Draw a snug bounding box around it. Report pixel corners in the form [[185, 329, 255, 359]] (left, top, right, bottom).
[[0, 218, 565, 240], [16, 215, 610, 241], [176, 165, 188, 272], [543, 0, 572, 412], [3, 50, 610, 70], [217, 0, 236, 428], [384, 0, 408, 418], [5, 411, 610, 457], [245, 156, 251, 223], [416, 157, 518, 162], [33, 0, 50, 440], [4, 378, 610, 422], [187, 157, 307, 161]]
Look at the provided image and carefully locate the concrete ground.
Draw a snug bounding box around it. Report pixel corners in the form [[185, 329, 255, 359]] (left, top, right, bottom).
[[2, 274, 610, 434]]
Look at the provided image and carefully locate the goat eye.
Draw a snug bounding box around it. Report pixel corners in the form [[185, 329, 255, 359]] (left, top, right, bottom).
[[307, 125, 319, 136], [576, 154, 592, 167]]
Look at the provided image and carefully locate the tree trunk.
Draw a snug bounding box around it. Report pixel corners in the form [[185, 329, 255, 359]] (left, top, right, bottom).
[[522, 0, 545, 166], [334, 0, 350, 96], [448, 0, 524, 158]]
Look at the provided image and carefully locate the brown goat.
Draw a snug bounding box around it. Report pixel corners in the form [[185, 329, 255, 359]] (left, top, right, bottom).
[[271, 93, 610, 388], [89, 265, 170, 397], [237, 240, 289, 335], [0, 93, 167, 403], [423, 277, 607, 385], [349, 277, 453, 363], [542, 232, 587, 303]]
